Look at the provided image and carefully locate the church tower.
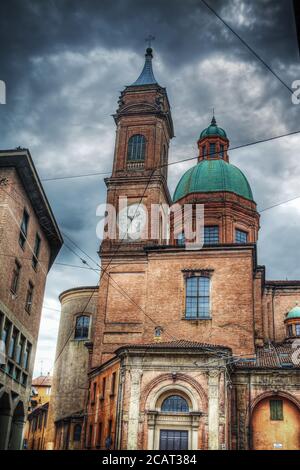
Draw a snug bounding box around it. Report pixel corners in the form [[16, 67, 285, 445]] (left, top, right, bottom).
[[102, 46, 174, 253]]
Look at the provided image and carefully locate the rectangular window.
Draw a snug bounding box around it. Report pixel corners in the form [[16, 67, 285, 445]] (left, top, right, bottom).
[[288, 324, 294, 337], [19, 210, 29, 249], [204, 226, 219, 244], [209, 143, 216, 158], [295, 324, 300, 337], [110, 372, 116, 396], [25, 282, 34, 313], [11, 260, 21, 294], [2, 320, 11, 347], [96, 423, 102, 448], [270, 399, 283, 421], [220, 144, 224, 158], [186, 276, 210, 319], [24, 343, 31, 370], [8, 328, 18, 359], [15, 335, 25, 365], [235, 229, 248, 244], [87, 425, 93, 448], [22, 373, 28, 386], [91, 382, 96, 404], [202, 145, 207, 158], [32, 234, 41, 270], [100, 377, 106, 400]]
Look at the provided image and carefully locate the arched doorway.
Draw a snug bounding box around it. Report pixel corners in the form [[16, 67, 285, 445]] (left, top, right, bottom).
[[251, 395, 300, 450], [147, 387, 201, 450]]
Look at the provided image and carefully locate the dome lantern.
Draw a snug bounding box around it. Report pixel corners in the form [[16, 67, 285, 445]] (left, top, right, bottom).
[[285, 304, 300, 340], [197, 116, 229, 163]]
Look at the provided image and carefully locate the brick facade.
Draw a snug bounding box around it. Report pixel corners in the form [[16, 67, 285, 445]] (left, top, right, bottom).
[[0, 149, 62, 450]]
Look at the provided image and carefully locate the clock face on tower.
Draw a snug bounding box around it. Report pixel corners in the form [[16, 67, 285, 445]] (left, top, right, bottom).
[[118, 203, 147, 241]]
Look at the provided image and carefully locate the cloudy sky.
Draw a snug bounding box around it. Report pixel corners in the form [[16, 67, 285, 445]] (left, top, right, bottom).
[[0, 0, 299, 376]]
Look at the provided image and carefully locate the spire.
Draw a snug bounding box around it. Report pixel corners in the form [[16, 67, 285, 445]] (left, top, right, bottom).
[[131, 47, 158, 86], [211, 115, 217, 126]]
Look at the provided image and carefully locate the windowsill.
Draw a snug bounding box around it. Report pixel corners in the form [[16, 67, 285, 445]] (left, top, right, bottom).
[[183, 316, 212, 321]]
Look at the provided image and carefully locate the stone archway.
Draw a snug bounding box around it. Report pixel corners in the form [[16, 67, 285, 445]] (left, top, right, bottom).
[[251, 393, 300, 450], [8, 400, 25, 450], [0, 391, 12, 449], [146, 384, 202, 450]]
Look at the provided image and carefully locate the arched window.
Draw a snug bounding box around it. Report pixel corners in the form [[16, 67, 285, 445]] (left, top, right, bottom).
[[161, 395, 189, 413], [74, 315, 90, 340], [127, 134, 146, 161], [186, 276, 210, 318], [73, 424, 82, 442]]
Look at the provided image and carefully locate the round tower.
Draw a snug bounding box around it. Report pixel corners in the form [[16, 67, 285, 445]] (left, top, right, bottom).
[[46, 286, 98, 450]]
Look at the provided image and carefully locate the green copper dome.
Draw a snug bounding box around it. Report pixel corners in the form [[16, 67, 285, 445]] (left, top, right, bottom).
[[199, 116, 227, 139], [173, 159, 254, 202], [286, 306, 300, 320]]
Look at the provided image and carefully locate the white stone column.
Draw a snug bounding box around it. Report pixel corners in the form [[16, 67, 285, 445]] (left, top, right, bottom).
[[127, 369, 143, 450], [208, 370, 220, 450]]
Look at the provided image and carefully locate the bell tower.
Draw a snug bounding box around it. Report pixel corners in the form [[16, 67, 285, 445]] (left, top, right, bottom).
[[102, 46, 174, 252]]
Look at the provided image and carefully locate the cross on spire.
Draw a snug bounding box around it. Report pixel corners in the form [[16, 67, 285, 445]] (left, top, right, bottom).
[[145, 34, 155, 48]]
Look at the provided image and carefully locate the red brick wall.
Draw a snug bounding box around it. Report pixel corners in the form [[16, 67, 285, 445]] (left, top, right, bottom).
[[0, 167, 51, 341]]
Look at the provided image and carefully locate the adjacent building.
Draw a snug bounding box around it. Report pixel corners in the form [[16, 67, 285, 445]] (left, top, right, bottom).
[[45, 286, 98, 450], [23, 374, 52, 450], [0, 149, 62, 449], [50, 47, 300, 451]]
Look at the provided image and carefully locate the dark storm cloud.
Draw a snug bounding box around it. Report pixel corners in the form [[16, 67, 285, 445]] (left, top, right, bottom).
[[0, 0, 299, 373]]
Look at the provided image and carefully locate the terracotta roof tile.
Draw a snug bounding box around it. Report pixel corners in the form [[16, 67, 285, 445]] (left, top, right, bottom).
[[32, 375, 52, 387], [235, 343, 300, 369]]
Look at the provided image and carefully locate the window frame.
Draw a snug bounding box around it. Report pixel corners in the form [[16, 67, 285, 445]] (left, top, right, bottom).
[[11, 260, 21, 294], [110, 372, 117, 397], [270, 399, 283, 421], [74, 315, 90, 340], [209, 142, 216, 158], [288, 324, 294, 337], [19, 209, 29, 249], [204, 226, 219, 245], [161, 395, 189, 413], [25, 281, 34, 314], [185, 274, 211, 319], [32, 233, 41, 270], [295, 324, 300, 337], [73, 424, 82, 442], [235, 228, 248, 244], [127, 134, 146, 162], [220, 143, 225, 158]]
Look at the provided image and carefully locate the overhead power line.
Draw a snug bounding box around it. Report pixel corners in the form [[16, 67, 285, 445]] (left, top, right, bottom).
[[36, 129, 300, 182], [200, 0, 293, 94]]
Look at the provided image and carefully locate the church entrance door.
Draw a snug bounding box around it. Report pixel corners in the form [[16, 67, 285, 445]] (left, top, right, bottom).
[[159, 430, 188, 450]]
